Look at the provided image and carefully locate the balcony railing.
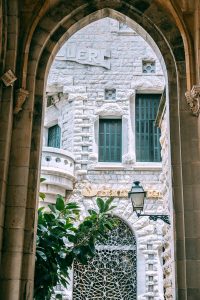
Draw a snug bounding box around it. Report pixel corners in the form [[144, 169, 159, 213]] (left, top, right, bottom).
[[40, 147, 76, 202]]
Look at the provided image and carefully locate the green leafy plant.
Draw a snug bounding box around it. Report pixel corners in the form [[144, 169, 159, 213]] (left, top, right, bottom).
[[34, 195, 117, 300]]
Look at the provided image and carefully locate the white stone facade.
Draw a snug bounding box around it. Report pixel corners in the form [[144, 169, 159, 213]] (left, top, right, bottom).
[[41, 18, 172, 300], [157, 95, 175, 300]]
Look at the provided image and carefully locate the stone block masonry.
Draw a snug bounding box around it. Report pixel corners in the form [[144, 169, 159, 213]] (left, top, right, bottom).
[[44, 17, 167, 300]]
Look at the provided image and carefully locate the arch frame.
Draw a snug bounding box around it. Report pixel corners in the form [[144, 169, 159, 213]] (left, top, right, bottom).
[[0, 1, 198, 300]]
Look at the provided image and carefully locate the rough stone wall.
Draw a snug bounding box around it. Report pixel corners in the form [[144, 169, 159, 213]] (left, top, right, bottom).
[[46, 17, 164, 168], [45, 18, 167, 300]]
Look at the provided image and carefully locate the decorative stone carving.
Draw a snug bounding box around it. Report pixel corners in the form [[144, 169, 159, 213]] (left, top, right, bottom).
[[185, 85, 200, 116], [46, 93, 63, 107], [95, 103, 123, 116], [14, 88, 29, 114], [46, 84, 63, 94], [1, 69, 17, 86]]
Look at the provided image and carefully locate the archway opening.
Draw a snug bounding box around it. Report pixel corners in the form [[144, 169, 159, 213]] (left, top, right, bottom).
[[0, 2, 191, 299], [39, 15, 174, 300]]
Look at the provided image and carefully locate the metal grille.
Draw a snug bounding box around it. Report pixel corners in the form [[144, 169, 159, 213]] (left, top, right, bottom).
[[135, 94, 161, 162], [105, 89, 116, 100], [142, 61, 156, 73], [73, 218, 137, 300], [99, 119, 122, 162]]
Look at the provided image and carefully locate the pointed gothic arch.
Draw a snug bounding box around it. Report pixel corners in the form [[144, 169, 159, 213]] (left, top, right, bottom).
[[0, 1, 197, 299]]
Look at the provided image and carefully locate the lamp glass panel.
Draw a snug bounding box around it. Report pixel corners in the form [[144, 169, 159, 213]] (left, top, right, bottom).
[[130, 193, 144, 209]]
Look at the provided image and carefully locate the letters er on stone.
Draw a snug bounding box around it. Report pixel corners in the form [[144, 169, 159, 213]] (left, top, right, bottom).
[[65, 43, 111, 69]]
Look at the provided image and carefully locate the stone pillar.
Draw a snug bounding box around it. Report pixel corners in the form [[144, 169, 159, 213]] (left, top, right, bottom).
[[181, 84, 200, 299], [0, 0, 19, 295], [0, 1, 36, 297]]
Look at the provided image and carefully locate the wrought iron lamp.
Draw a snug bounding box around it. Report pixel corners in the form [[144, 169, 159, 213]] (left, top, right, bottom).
[[128, 181, 170, 225]]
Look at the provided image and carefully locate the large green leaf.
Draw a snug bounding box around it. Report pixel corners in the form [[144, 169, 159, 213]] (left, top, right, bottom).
[[48, 204, 57, 213], [67, 234, 77, 243], [36, 250, 47, 261], [88, 209, 97, 215], [96, 197, 105, 212], [104, 197, 114, 212], [39, 192, 46, 200], [44, 213, 55, 222], [56, 195, 65, 211]]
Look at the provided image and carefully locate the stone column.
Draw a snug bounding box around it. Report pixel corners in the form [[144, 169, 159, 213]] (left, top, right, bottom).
[[181, 84, 200, 299], [0, 2, 20, 298]]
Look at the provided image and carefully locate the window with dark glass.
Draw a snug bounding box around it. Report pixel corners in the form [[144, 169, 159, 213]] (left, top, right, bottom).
[[135, 94, 161, 162], [48, 125, 61, 148], [99, 119, 122, 162]]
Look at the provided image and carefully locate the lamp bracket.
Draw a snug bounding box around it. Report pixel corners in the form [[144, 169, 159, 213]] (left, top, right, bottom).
[[136, 213, 170, 225]]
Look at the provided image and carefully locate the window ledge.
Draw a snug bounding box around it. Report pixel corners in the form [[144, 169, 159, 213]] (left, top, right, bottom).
[[94, 163, 124, 170], [134, 162, 162, 170]]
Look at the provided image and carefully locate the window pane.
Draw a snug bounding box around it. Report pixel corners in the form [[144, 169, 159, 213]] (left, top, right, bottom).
[[48, 125, 61, 148], [99, 119, 122, 162], [135, 94, 161, 162]]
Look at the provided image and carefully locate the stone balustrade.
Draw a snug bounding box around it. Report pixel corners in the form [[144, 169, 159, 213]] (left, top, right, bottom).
[[40, 147, 76, 203]]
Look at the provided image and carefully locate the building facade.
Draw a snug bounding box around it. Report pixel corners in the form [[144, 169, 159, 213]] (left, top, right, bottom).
[[40, 18, 173, 299]]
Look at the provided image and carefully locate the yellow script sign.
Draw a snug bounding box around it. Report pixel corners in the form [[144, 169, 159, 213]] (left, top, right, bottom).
[[82, 187, 162, 198]]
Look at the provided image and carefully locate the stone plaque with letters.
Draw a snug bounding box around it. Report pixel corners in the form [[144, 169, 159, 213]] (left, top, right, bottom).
[[65, 44, 111, 69]]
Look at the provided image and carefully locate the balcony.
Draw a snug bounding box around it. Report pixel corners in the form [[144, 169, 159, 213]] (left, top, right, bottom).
[[40, 147, 76, 203]]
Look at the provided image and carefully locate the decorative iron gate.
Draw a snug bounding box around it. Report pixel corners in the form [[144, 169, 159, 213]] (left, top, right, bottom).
[[73, 218, 137, 300]]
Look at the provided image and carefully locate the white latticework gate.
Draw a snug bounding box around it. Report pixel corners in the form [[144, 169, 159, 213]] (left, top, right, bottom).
[[73, 218, 137, 300]]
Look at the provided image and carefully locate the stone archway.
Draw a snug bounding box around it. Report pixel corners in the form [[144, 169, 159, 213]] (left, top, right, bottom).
[[0, 1, 198, 300]]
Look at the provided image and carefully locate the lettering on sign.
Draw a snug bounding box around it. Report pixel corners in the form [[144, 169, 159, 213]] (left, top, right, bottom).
[[147, 190, 162, 198], [82, 186, 162, 198], [65, 44, 111, 69]]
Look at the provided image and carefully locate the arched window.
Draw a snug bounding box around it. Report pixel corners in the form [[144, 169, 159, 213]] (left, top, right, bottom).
[[73, 218, 137, 300], [47, 124, 61, 148]]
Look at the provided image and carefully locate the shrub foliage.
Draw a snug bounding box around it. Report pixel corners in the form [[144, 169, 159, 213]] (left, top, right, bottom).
[[34, 195, 116, 299]]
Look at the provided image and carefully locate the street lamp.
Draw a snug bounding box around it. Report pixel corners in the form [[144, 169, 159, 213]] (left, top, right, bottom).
[[128, 181, 170, 225]]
